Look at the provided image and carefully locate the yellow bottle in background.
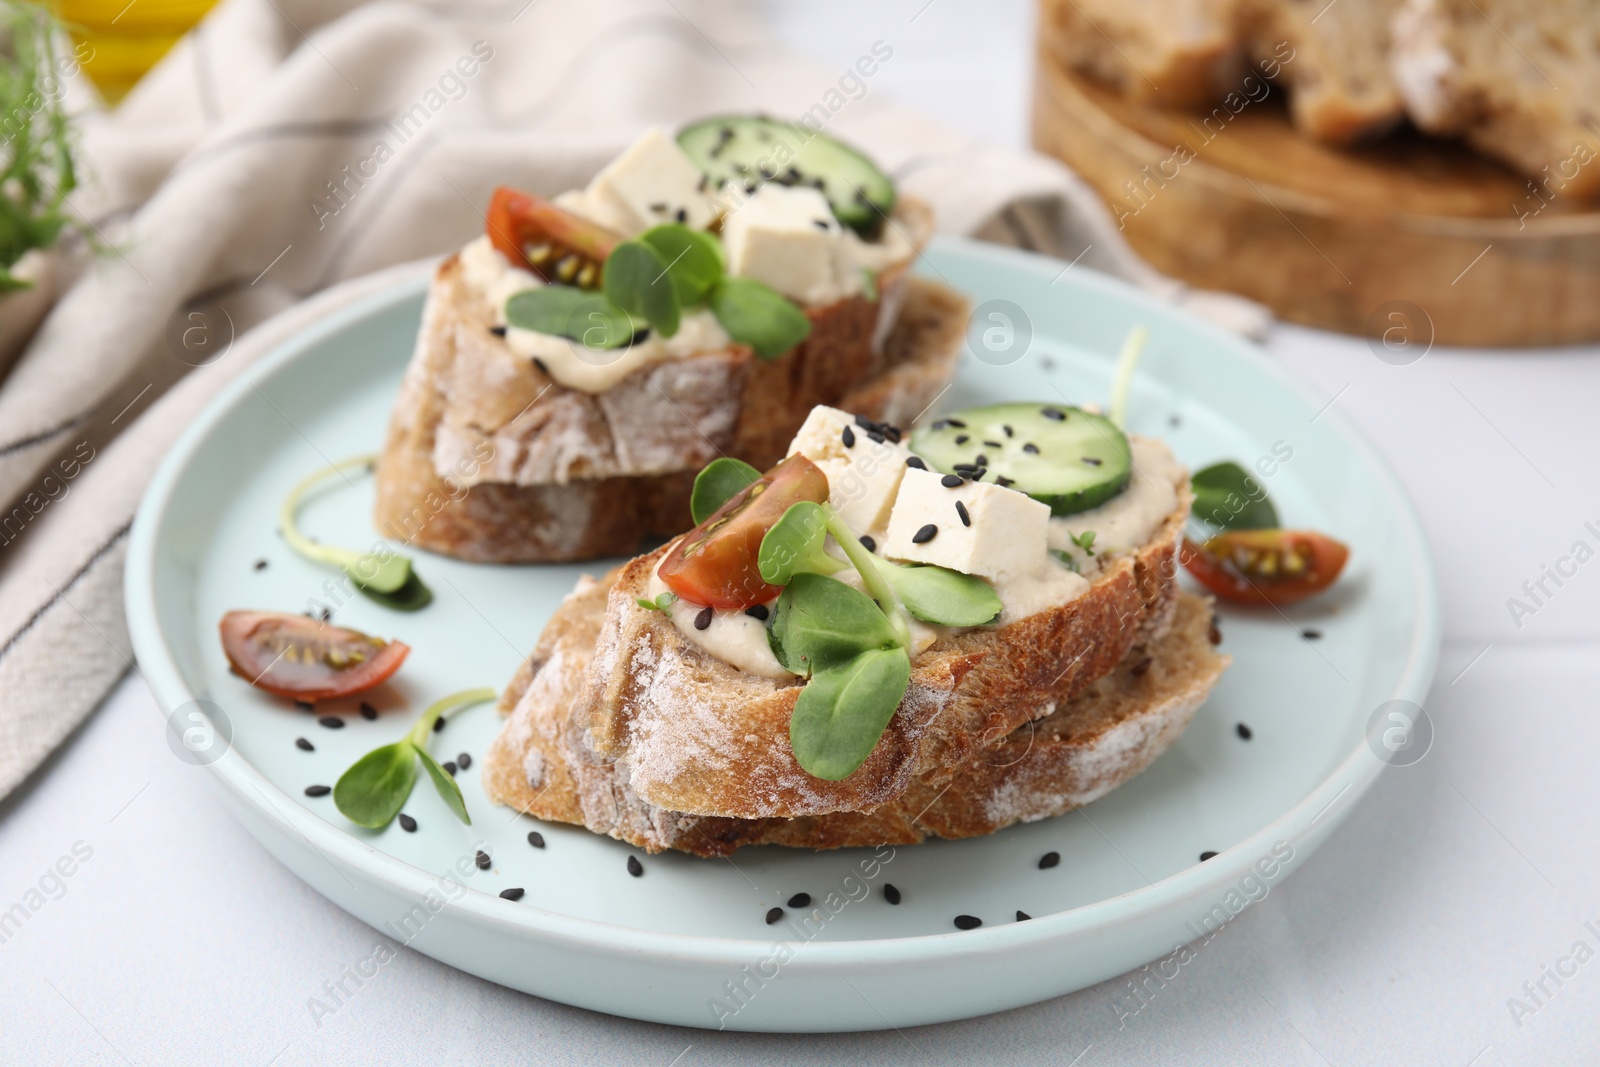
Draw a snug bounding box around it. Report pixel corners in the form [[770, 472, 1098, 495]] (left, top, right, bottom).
[[54, 0, 217, 104]]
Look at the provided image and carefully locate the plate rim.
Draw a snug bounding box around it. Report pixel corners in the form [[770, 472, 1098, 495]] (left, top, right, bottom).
[[125, 234, 1441, 970]]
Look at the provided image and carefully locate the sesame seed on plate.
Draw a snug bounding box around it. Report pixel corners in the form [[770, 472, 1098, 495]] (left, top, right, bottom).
[[253, 559, 268, 571], [675, 208, 687, 223], [912, 524, 938, 544], [1003, 425, 1014, 437], [527, 831, 545, 848], [883, 884, 901, 905], [745, 603, 770, 621], [954, 915, 983, 930], [318, 716, 343, 729], [442, 761, 457, 776], [766, 907, 785, 924], [1236, 723, 1253, 740], [1200, 851, 1218, 862], [295, 737, 314, 752], [694, 606, 714, 630], [399, 814, 417, 832], [359, 702, 377, 721], [457, 752, 472, 770], [1022, 443, 1039, 455], [1082, 456, 1102, 466], [857, 535, 876, 553], [304, 785, 330, 797], [954, 434, 969, 445], [1301, 628, 1323, 640], [1041, 407, 1065, 421], [956, 501, 971, 527], [983, 440, 1002, 448], [489, 325, 507, 337], [1039, 851, 1061, 869], [296, 700, 314, 711], [627, 856, 644, 877], [500, 887, 525, 901], [841, 425, 855, 448], [974, 454, 988, 467], [906, 456, 927, 470], [476, 850, 491, 870], [867, 430, 885, 445], [940, 474, 963, 488], [433, 716, 446, 732], [1016, 911, 1032, 922], [787, 893, 811, 908]]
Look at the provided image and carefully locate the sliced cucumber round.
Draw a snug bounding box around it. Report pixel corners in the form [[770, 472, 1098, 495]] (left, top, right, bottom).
[[909, 403, 1132, 516], [677, 115, 896, 238]]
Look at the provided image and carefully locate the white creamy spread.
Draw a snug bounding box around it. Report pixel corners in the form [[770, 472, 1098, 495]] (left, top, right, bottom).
[[459, 235, 732, 394], [647, 565, 794, 679], [1049, 437, 1183, 576], [658, 431, 1185, 673]]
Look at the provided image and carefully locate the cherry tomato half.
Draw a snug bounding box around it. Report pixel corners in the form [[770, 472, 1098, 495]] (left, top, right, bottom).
[[1181, 530, 1350, 607], [219, 611, 410, 702], [658, 455, 830, 610], [486, 186, 620, 289]]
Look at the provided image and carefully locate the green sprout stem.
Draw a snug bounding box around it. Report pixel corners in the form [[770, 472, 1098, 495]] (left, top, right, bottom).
[[1108, 325, 1148, 431], [408, 688, 497, 748], [823, 508, 912, 650], [280, 453, 411, 594]]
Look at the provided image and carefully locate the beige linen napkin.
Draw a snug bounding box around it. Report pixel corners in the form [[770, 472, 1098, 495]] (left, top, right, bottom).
[[0, 0, 1267, 800]]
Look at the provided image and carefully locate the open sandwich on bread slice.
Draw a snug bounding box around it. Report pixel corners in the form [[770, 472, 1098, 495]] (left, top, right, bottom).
[[374, 117, 968, 563], [483, 400, 1230, 856]]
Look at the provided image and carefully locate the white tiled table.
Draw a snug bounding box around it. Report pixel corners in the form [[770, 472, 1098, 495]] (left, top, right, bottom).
[[4, 3, 1597, 1063]]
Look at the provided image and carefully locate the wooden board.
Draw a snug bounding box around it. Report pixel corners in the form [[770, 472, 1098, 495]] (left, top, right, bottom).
[[1031, 50, 1600, 348]]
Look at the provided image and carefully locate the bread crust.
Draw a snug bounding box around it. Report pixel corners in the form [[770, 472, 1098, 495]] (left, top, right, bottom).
[[483, 573, 1226, 857], [373, 199, 957, 563]]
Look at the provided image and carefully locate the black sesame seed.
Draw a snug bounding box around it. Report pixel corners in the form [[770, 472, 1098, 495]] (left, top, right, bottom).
[[304, 784, 331, 797], [1301, 628, 1323, 641], [1237, 723, 1253, 740], [940, 474, 963, 488], [955, 501, 971, 527], [1022, 442, 1040, 455], [527, 830, 545, 848], [906, 456, 927, 470], [912, 524, 938, 544], [983, 440, 1002, 449], [866, 430, 885, 445], [858, 535, 876, 553], [296, 700, 314, 711], [318, 607, 331, 622], [812, 219, 830, 230], [442, 761, 457, 776], [532, 357, 550, 375], [629, 328, 651, 346], [766, 907, 784, 924], [500, 887, 525, 901], [1039, 851, 1061, 869], [974, 454, 988, 467], [318, 716, 343, 729], [1003, 425, 1014, 438], [954, 915, 983, 930], [1082, 456, 1102, 466], [1200, 851, 1218, 862], [694, 606, 714, 630], [697, 175, 709, 192], [745, 603, 770, 621], [944, 418, 967, 429], [627, 856, 644, 877], [1016, 911, 1032, 922], [883, 883, 901, 905], [489, 324, 508, 337], [295, 737, 314, 752], [954, 434, 969, 446], [649, 201, 667, 212], [842, 425, 856, 448], [399, 814, 417, 832], [972, 468, 988, 482], [253, 558, 268, 571], [787, 892, 811, 908], [675, 208, 687, 223], [360, 702, 377, 721], [457, 752, 472, 770], [476, 850, 491, 870], [997, 476, 1014, 488], [883, 426, 902, 443], [1042, 407, 1066, 421], [434, 716, 446, 732]]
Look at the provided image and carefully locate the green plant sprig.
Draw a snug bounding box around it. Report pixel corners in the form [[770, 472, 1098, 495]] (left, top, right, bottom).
[[280, 454, 432, 611], [333, 688, 495, 828], [1190, 461, 1279, 531], [1108, 325, 1148, 430], [504, 223, 812, 361], [0, 6, 84, 286]]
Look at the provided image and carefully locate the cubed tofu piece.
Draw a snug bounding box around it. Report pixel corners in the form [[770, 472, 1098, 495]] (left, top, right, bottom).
[[722, 184, 844, 305], [786, 405, 912, 535], [882, 469, 1050, 583], [587, 128, 713, 237]]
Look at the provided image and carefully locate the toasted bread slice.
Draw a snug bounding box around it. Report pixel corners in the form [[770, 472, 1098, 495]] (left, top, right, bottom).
[[1039, 0, 1245, 109], [484, 570, 1226, 857], [481, 458, 1189, 835], [1391, 0, 1600, 197], [1259, 0, 1405, 144], [373, 200, 961, 563]]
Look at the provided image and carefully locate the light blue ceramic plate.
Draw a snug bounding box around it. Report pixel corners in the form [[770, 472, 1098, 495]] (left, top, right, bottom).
[[126, 237, 1439, 1032]]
